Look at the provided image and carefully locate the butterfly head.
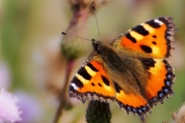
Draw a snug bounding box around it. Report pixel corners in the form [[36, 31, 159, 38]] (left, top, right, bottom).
[[92, 39, 103, 53]]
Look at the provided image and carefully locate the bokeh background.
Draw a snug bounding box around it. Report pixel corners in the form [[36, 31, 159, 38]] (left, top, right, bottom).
[[1, 0, 185, 123]]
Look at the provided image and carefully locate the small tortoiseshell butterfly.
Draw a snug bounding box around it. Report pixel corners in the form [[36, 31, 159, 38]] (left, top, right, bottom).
[[68, 17, 176, 120]]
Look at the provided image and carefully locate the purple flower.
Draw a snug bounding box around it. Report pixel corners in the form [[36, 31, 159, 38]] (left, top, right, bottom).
[[0, 89, 21, 123]]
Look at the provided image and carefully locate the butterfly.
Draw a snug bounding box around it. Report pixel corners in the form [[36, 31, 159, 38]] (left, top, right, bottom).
[[68, 17, 176, 120]]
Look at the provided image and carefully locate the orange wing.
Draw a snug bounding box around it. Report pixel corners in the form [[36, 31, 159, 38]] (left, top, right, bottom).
[[145, 59, 175, 106], [69, 56, 116, 103], [114, 81, 150, 120], [112, 17, 176, 58], [112, 58, 175, 120]]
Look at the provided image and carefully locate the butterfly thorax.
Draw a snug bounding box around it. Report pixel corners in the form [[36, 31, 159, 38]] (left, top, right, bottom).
[[92, 41, 122, 69]]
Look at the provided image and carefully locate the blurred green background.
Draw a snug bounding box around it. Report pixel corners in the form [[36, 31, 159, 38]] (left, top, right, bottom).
[[0, 0, 185, 123]]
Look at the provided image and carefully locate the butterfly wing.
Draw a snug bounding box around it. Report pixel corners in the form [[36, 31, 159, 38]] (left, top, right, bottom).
[[69, 55, 116, 103], [113, 58, 175, 119], [111, 17, 176, 58], [114, 80, 150, 118], [111, 17, 176, 119], [144, 59, 175, 106]]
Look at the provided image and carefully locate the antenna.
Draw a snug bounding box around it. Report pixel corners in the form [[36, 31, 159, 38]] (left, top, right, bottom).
[[91, 5, 101, 38], [61, 32, 93, 42], [62, 5, 101, 43]]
